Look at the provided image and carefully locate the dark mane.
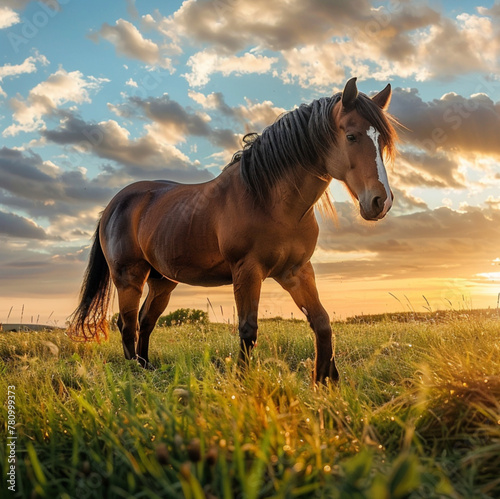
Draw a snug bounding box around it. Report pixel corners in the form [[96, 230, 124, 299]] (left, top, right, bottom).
[[230, 92, 397, 205]]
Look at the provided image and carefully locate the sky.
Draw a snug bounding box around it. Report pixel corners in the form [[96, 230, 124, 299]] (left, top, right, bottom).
[[1, 0, 500, 326]]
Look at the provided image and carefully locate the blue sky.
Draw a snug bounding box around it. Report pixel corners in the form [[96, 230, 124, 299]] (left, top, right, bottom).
[[1, 0, 500, 324]]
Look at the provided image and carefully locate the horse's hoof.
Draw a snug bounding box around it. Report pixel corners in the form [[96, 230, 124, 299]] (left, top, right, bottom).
[[133, 355, 156, 370]]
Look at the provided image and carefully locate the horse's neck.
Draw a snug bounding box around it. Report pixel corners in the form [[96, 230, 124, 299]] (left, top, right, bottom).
[[276, 170, 332, 221], [219, 161, 330, 222]]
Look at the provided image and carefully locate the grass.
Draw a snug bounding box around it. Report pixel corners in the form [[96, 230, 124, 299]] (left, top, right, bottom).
[[0, 316, 499, 498]]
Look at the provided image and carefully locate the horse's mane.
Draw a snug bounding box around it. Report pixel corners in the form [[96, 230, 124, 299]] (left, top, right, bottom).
[[230, 92, 398, 210]]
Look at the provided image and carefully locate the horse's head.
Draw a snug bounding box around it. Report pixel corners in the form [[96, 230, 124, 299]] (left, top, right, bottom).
[[326, 78, 396, 221]]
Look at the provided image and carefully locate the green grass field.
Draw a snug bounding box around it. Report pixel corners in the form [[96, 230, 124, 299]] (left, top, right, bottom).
[[1, 314, 499, 498]]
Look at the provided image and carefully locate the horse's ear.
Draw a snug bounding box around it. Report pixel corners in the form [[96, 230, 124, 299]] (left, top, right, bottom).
[[341, 77, 358, 109], [372, 83, 392, 110]]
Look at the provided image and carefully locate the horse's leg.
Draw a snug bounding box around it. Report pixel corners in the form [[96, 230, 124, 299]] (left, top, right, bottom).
[[275, 261, 339, 384], [112, 262, 150, 361], [136, 277, 177, 368], [232, 263, 263, 367]]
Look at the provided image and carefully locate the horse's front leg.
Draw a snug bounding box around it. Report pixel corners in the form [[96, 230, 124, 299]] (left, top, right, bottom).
[[232, 261, 263, 368], [275, 261, 339, 384]]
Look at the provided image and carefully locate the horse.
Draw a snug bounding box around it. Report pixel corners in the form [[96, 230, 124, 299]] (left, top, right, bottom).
[[68, 77, 397, 384]]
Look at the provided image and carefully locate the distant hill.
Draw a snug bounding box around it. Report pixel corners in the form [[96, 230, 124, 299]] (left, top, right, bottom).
[[0, 324, 57, 332], [344, 308, 500, 324]]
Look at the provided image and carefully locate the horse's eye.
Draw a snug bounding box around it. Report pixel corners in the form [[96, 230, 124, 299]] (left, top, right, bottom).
[[346, 134, 356, 142]]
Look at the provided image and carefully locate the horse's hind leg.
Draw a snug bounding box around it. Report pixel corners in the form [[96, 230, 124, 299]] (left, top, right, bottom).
[[112, 262, 150, 361], [136, 277, 177, 367]]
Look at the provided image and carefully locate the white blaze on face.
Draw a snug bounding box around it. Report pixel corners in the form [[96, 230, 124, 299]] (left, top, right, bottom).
[[366, 126, 392, 217]]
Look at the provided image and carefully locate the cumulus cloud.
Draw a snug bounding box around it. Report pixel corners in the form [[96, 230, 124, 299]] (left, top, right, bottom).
[[0, 52, 48, 98], [420, 15, 495, 81], [165, 0, 371, 53], [183, 49, 277, 87], [70, 1, 500, 91], [0, 147, 113, 231], [0, 210, 51, 239], [0, 6, 19, 29], [188, 90, 233, 113], [234, 97, 286, 132], [396, 152, 465, 189], [0, 53, 48, 79], [282, 9, 500, 86], [90, 19, 173, 70], [41, 114, 213, 181], [372, 87, 500, 191], [478, 4, 500, 18], [188, 90, 285, 132], [280, 45, 347, 90], [391, 87, 500, 157], [127, 94, 212, 141], [110, 93, 241, 153], [3, 68, 108, 136], [152, 0, 500, 87]]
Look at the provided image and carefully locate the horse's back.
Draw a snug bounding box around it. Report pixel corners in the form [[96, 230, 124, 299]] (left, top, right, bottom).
[[111, 179, 180, 199]]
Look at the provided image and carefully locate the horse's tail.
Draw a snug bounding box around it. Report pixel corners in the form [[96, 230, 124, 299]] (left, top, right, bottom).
[[67, 222, 111, 342]]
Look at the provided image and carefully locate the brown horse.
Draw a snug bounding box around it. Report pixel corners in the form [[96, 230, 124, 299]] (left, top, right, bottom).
[[69, 77, 397, 384]]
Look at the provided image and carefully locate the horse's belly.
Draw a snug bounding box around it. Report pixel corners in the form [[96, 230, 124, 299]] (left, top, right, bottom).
[[180, 274, 233, 287], [160, 260, 233, 287]]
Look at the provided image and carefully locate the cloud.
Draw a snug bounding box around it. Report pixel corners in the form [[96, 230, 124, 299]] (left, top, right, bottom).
[[3, 68, 108, 136], [0, 147, 113, 230], [161, 1, 500, 87], [188, 90, 286, 132], [0, 6, 19, 29], [166, 0, 371, 53], [41, 114, 213, 181], [315, 203, 500, 282], [396, 152, 465, 189], [234, 97, 286, 132], [90, 19, 173, 70], [0, 53, 48, 79], [380, 87, 500, 191], [78, 2, 500, 91], [110, 93, 241, 153], [182, 49, 277, 87], [127, 94, 212, 142], [282, 8, 500, 86], [0, 210, 51, 239], [485, 196, 500, 210], [387, 187, 428, 216], [391, 88, 500, 157], [188, 90, 233, 114], [478, 4, 500, 18], [0, 238, 90, 299], [280, 45, 347, 90], [0, 52, 48, 98]]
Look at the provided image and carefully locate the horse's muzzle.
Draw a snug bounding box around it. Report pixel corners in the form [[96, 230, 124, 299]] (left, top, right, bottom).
[[359, 192, 393, 221]]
